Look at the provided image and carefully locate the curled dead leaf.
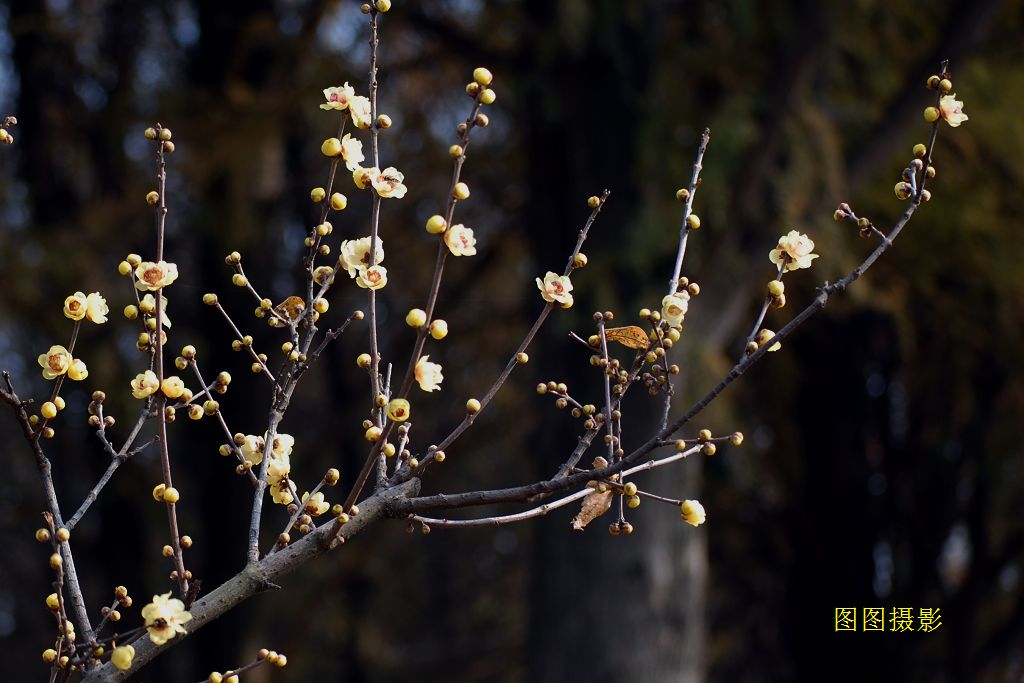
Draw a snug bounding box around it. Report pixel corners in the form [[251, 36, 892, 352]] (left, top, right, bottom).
[[275, 296, 306, 320], [571, 489, 612, 531], [604, 326, 650, 350]]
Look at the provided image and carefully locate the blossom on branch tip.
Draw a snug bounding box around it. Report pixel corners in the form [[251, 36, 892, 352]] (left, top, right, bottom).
[[387, 398, 411, 422], [338, 237, 384, 278], [536, 271, 574, 307], [371, 166, 407, 199], [131, 370, 160, 399], [661, 292, 690, 328], [63, 292, 88, 321], [341, 133, 364, 172], [38, 345, 72, 380], [320, 83, 355, 111], [356, 265, 388, 290], [444, 224, 477, 256], [415, 355, 444, 392], [141, 593, 192, 645], [349, 95, 372, 128], [939, 93, 968, 127], [135, 261, 179, 291], [680, 499, 706, 527], [302, 491, 330, 516], [769, 230, 818, 272]]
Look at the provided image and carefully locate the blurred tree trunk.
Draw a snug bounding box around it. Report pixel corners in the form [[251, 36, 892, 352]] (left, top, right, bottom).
[[518, 2, 707, 681]]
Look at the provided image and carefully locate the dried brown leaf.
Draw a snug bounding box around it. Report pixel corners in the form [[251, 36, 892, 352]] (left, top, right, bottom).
[[571, 489, 613, 531], [604, 326, 650, 350]]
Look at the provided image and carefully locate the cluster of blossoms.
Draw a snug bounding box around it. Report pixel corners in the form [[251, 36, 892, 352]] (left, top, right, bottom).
[[240, 432, 296, 505], [338, 235, 387, 290], [36, 291, 109, 383]]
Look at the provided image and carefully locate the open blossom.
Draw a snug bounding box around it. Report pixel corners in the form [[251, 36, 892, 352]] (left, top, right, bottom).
[[680, 499, 706, 527], [131, 370, 160, 399], [67, 358, 89, 381], [341, 133, 364, 172], [661, 292, 690, 327], [135, 260, 179, 291], [141, 293, 171, 327], [444, 224, 477, 256], [141, 593, 192, 645], [302, 491, 330, 516], [415, 355, 444, 392], [38, 345, 72, 380], [63, 291, 108, 323], [240, 434, 265, 464], [271, 432, 295, 458], [769, 230, 819, 272], [85, 292, 109, 323], [320, 83, 355, 111], [161, 376, 185, 399], [356, 265, 388, 290], [267, 454, 293, 505], [63, 292, 88, 321], [353, 166, 375, 189], [372, 166, 407, 199], [338, 236, 384, 278], [349, 95, 372, 128], [386, 398, 411, 422], [536, 271, 574, 307], [939, 93, 968, 127]]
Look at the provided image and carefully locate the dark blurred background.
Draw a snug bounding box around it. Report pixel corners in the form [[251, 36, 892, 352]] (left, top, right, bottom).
[[1, 0, 1023, 681]]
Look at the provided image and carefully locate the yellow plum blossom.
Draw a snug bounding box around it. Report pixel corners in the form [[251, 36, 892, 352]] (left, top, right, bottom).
[[349, 95, 372, 128], [353, 166, 375, 189], [536, 271, 574, 307], [320, 83, 355, 111], [302, 491, 330, 516], [338, 237, 384, 278], [135, 260, 179, 291], [939, 93, 968, 127], [131, 370, 160, 399], [680, 499, 706, 527], [371, 167, 407, 199], [356, 265, 388, 290], [769, 230, 819, 272], [386, 398, 411, 422], [85, 292, 109, 324], [340, 133, 364, 172], [267, 454, 293, 505], [141, 593, 192, 645], [240, 434, 265, 464], [444, 224, 477, 256], [67, 359, 89, 381], [111, 644, 135, 671], [63, 292, 88, 321], [161, 376, 185, 399], [38, 345, 72, 380], [141, 294, 172, 327], [661, 292, 690, 328], [414, 355, 444, 393], [271, 432, 295, 458]]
